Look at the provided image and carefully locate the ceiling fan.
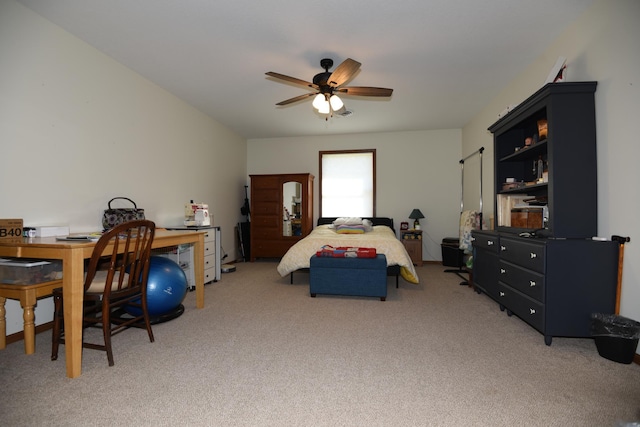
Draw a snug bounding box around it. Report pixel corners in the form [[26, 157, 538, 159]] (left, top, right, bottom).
[[266, 58, 393, 118]]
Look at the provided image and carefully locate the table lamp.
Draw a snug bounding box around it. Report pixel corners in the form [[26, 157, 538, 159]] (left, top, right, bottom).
[[409, 209, 425, 230]]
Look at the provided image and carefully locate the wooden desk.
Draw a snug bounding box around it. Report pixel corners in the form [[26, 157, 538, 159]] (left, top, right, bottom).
[[0, 229, 206, 378]]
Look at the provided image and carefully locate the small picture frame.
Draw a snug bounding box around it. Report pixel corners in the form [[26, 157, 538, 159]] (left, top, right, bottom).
[[400, 221, 409, 231]]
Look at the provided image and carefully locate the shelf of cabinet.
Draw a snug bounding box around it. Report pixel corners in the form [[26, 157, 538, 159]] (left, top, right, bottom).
[[499, 182, 547, 195], [489, 81, 598, 237], [499, 139, 547, 162]]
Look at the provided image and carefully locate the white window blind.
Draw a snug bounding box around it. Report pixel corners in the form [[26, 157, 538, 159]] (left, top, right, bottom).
[[320, 150, 375, 217]]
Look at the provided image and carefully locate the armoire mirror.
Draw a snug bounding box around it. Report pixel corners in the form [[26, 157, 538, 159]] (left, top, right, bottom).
[[283, 181, 302, 236]]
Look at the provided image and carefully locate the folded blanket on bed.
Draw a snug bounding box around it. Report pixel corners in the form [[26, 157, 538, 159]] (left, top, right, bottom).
[[335, 224, 365, 234], [316, 245, 377, 258]]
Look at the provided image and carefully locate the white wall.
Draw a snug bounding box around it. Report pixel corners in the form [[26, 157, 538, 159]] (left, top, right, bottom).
[[462, 0, 640, 325], [0, 1, 247, 334], [248, 129, 463, 262]]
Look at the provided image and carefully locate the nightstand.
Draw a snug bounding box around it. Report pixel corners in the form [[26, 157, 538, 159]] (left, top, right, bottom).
[[401, 229, 423, 267]]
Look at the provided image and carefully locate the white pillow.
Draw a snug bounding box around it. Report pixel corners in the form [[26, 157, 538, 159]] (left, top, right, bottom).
[[363, 219, 374, 232], [333, 217, 363, 226]]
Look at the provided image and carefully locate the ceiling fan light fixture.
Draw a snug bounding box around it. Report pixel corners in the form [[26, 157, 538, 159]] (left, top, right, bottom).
[[317, 99, 330, 114], [312, 93, 326, 110], [329, 94, 344, 111], [267, 57, 392, 119]]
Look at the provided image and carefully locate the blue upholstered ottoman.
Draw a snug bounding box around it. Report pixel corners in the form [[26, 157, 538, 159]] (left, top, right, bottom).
[[309, 254, 387, 301]]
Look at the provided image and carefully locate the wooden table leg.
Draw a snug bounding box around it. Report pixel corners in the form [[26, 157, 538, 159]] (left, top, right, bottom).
[[62, 248, 85, 378], [193, 233, 205, 309], [0, 296, 6, 350]]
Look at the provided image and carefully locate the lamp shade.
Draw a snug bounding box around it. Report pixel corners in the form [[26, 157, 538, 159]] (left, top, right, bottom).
[[409, 208, 425, 230], [312, 93, 326, 110], [329, 94, 344, 110], [317, 99, 330, 114], [408, 209, 424, 220]]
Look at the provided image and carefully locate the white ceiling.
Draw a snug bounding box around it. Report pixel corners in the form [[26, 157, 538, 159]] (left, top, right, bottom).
[[18, 0, 594, 139]]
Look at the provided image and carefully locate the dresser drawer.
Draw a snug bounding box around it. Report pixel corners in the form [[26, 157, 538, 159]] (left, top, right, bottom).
[[498, 260, 544, 301], [499, 237, 545, 273], [472, 231, 499, 253], [252, 239, 293, 258], [204, 266, 216, 283], [203, 230, 216, 243], [251, 175, 280, 189], [252, 203, 281, 216], [204, 239, 216, 257], [497, 283, 544, 332], [252, 191, 279, 203], [204, 253, 216, 270], [251, 215, 280, 229]]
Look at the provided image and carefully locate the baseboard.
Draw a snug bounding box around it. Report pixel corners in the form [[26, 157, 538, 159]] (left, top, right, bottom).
[[5, 321, 53, 346], [634, 353, 640, 365]]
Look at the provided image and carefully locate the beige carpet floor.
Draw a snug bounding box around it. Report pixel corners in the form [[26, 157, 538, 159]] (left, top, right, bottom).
[[1, 261, 639, 426]]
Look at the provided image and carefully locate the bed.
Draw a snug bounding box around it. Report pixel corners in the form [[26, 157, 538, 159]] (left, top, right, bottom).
[[276, 217, 419, 284]]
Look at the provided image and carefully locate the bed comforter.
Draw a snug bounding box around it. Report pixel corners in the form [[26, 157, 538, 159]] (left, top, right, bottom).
[[277, 225, 419, 284]]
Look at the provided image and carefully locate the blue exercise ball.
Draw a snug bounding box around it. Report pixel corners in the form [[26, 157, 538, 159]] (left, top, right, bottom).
[[126, 256, 188, 317]]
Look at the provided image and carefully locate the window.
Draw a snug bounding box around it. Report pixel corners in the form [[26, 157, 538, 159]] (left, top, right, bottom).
[[319, 149, 376, 217]]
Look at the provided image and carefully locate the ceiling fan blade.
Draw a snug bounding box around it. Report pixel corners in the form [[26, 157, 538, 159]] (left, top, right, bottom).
[[266, 72, 318, 89], [328, 58, 361, 87], [337, 86, 394, 97], [276, 92, 316, 106]]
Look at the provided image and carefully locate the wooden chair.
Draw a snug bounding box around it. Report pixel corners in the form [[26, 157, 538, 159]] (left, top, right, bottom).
[[51, 220, 156, 367]]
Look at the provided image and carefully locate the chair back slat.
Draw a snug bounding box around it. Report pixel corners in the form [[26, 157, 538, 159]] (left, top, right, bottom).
[[84, 220, 155, 296]]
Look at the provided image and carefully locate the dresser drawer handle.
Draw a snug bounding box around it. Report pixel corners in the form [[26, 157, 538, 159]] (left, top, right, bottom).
[[500, 268, 506, 274], [499, 291, 505, 297], [500, 245, 507, 251], [529, 308, 536, 315], [487, 240, 494, 246], [529, 280, 536, 287], [530, 252, 537, 259]]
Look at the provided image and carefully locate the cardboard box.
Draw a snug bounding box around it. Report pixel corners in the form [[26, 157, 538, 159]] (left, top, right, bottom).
[[0, 258, 63, 285], [511, 208, 543, 229], [0, 219, 23, 240]]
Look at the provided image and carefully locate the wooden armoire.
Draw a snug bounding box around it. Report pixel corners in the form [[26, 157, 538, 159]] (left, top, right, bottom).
[[249, 173, 314, 261]]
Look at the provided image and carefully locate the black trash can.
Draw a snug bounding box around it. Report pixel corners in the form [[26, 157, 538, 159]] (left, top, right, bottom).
[[591, 313, 640, 364]]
